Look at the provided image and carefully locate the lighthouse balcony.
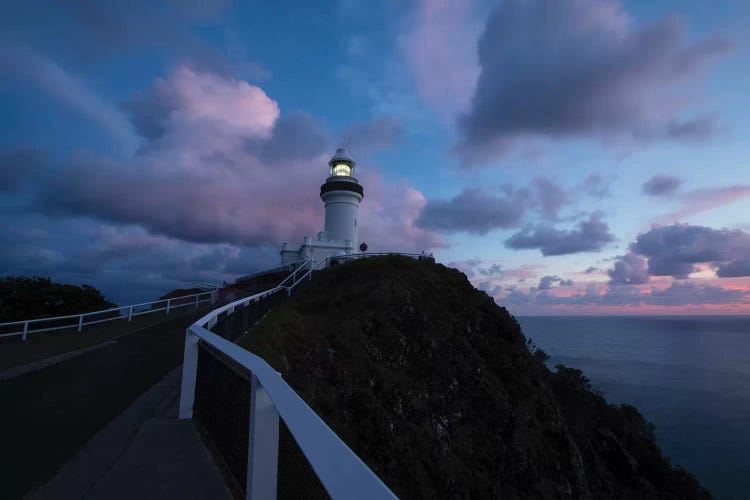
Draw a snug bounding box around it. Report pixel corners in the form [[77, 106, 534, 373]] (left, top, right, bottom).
[[320, 179, 364, 197]]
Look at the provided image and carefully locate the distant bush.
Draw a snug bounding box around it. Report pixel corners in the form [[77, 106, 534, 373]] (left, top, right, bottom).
[[0, 276, 116, 322], [526, 337, 550, 362], [554, 364, 594, 391]]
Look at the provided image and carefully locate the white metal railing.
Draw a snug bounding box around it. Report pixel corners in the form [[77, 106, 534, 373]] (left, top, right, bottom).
[[0, 290, 218, 341], [235, 259, 309, 285], [276, 258, 313, 290], [330, 252, 428, 264], [179, 288, 396, 499], [192, 281, 221, 292]]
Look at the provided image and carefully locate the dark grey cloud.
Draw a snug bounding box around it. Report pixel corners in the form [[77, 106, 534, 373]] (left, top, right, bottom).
[[456, 0, 731, 163], [537, 275, 574, 290], [581, 173, 611, 199], [447, 258, 482, 278], [717, 259, 750, 278], [584, 266, 599, 274], [248, 112, 331, 165], [59, 0, 230, 50], [417, 187, 529, 234], [642, 175, 683, 197], [646, 282, 746, 306], [533, 178, 569, 219], [340, 117, 402, 154], [505, 214, 614, 256], [0, 147, 44, 192], [632, 224, 750, 278], [607, 253, 650, 285], [0, 216, 279, 305], [479, 264, 502, 277], [477, 281, 503, 297]]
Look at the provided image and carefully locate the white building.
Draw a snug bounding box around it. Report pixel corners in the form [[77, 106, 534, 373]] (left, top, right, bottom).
[[280, 148, 364, 267]]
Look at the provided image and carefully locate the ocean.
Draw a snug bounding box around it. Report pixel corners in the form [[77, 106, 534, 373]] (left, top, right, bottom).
[[517, 316, 750, 500]]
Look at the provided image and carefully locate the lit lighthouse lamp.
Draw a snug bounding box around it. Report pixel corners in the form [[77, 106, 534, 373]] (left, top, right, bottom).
[[280, 148, 364, 267]]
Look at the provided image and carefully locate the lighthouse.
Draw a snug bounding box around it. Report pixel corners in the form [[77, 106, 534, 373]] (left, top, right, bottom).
[[321, 148, 364, 248], [280, 148, 364, 267]]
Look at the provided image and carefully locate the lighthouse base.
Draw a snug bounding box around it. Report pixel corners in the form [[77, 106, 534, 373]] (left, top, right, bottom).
[[280, 234, 354, 270]]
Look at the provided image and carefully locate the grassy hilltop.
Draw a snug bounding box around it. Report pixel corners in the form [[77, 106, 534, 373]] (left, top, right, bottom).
[[239, 256, 709, 499]]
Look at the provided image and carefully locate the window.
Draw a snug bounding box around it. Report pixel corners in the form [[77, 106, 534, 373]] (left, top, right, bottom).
[[331, 163, 352, 176]]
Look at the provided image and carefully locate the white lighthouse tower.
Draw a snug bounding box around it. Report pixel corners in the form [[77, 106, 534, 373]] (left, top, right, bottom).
[[321, 148, 363, 248], [280, 148, 364, 267]]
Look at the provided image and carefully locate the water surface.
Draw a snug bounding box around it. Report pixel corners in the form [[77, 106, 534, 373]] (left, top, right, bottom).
[[518, 316, 750, 500]]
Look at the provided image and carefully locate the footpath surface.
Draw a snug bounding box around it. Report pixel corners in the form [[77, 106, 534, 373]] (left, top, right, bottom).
[[0, 311, 212, 499], [24, 367, 231, 500]]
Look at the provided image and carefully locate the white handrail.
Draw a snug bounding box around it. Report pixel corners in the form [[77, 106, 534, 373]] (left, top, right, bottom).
[[235, 259, 309, 284], [179, 286, 396, 499], [276, 258, 313, 289], [286, 257, 329, 292], [0, 290, 217, 341]]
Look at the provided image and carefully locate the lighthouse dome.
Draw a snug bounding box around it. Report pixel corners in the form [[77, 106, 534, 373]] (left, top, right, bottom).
[[328, 148, 357, 178]]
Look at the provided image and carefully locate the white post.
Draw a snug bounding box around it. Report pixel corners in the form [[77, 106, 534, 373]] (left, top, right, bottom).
[[195, 294, 200, 309], [178, 330, 200, 419], [22, 321, 28, 341], [166, 298, 171, 315], [78, 314, 84, 332], [246, 374, 279, 500], [211, 291, 218, 304], [128, 306, 133, 322]]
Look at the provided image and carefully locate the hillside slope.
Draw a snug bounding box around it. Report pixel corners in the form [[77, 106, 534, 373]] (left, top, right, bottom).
[[238, 256, 709, 499]]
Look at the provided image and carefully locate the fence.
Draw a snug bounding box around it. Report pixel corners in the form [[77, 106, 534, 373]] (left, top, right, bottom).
[[179, 265, 396, 500], [329, 252, 428, 264], [234, 259, 309, 285], [0, 290, 217, 341]]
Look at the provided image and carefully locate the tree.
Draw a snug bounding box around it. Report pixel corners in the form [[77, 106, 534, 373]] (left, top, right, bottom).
[[0, 277, 116, 322]]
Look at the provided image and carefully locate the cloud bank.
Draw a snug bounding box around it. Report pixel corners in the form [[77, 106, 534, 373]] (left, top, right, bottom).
[[456, 0, 731, 163], [505, 215, 614, 256]]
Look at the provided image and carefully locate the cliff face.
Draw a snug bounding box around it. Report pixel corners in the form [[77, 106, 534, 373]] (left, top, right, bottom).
[[238, 256, 709, 499]]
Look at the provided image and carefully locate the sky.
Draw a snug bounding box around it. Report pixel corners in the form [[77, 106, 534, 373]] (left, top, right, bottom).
[[1, 0, 749, 315]]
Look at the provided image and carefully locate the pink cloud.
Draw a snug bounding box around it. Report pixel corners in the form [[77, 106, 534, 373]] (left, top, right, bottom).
[[359, 173, 444, 252], [655, 185, 750, 224], [28, 66, 440, 256], [400, 0, 481, 117]]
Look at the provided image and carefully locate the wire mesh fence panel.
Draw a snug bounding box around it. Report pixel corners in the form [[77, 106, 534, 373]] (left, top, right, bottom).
[[277, 420, 331, 500], [211, 290, 285, 342], [194, 342, 252, 499]]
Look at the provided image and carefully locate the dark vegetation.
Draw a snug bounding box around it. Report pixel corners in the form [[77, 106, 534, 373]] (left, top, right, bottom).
[[239, 256, 710, 499], [0, 276, 116, 323], [158, 287, 202, 301]]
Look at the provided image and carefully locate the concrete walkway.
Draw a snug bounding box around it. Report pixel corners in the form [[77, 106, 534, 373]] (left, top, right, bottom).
[[24, 367, 232, 500], [1, 311, 214, 499]]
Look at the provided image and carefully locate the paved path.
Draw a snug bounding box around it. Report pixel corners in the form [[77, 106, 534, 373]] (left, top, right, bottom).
[[24, 368, 231, 500], [0, 312, 203, 499]]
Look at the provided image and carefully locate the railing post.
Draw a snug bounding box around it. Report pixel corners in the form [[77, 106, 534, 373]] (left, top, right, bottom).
[[166, 298, 171, 315], [178, 329, 200, 419], [246, 374, 279, 500], [22, 321, 28, 341], [128, 306, 133, 322], [195, 294, 200, 309], [78, 314, 84, 332], [211, 290, 218, 304]]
